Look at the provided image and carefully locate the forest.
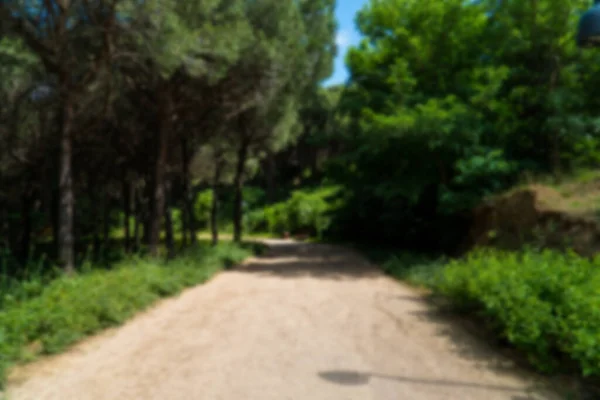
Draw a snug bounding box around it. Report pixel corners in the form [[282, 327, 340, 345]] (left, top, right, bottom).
[[2, 0, 600, 392]]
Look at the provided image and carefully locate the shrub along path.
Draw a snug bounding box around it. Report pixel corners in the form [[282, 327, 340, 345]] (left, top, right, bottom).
[[6, 240, 561, 400]]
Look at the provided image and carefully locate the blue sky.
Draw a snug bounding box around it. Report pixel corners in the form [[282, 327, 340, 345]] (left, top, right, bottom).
[[323, 0, 368, 86]]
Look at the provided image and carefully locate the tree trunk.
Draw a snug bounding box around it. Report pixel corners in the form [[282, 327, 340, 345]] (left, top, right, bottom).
[[143, 174, 152, 245], [143, 207, 151, 245], [20, 190, 33, 262], [188, 187, 198, 245], [7, 207, 16, 257], [265, 150, 275, 203], [0, 204, 8, 250], [133, 187, 141, 252], [164, 182, 175, 259], [102, 191, 110, 252], [149, 88, 171, 257], [58, 98, 75, 273], [51, 187, 59, 253], [180, 137, 196, 246], [181, 199, 188, 249], [232, 138, 249, 243], [88, 181, 100, 260], [123, 180, 131, 252], [211, 161, 223, 246], [549, 55, 561, 177]]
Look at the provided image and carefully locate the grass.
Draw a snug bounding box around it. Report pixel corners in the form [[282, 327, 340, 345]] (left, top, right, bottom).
[[0, 240, 257, 388]]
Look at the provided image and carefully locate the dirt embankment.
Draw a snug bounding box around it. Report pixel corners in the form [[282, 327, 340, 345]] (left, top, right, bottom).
[[463, 182, 600, 256]]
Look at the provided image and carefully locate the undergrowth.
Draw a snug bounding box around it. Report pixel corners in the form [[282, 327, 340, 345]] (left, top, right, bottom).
[[245, 186, 341, 237], [435, 248, 600, 378], [0, 242, 252, 387], [370, 247, 600, 381]]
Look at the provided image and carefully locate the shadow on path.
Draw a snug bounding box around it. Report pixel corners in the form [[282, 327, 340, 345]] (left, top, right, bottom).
[[406, 307, 596, 399], [234, 241, 382, 280], [318, 370, 529, 393]]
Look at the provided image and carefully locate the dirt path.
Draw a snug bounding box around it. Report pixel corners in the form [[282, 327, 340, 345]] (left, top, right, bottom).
[[6, 240, 562, 400]]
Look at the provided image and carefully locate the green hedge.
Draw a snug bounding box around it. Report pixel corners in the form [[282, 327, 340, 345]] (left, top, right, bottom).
[[0, 242, 251, 387], [434, 248, 600, 377]]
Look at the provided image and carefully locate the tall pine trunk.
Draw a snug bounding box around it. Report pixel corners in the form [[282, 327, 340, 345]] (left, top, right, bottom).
[[181, 137, 197, 246], [20, 189, 33, 262], [58, 96, 75, 273], [265, 151, 275, 203], [549, 55, 561, 177], [0, 204, 7, 250], [211, 160, 223, 246], [88, 180, 100, 260], [232, 138, 249, 243], [133, 188, 141, 252], [164, 182, 175, 259], [51, 187, 59, 253], [102, 192, 110, 253], [123, 180, 131, 252], [149, 87, 171, 257], [143, 183, 152, 245]]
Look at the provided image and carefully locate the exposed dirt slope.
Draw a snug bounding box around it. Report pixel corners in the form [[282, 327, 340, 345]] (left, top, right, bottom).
[[464, 183, 600, 256], [6, 241, 561, 400]]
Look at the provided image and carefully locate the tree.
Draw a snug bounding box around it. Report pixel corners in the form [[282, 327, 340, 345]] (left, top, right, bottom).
[[228, 0, 336, 242], [1, 0, 118, 272], [113, 0, 250, 255], [0, 0, 336, 273], [301, 0, 600, 251]]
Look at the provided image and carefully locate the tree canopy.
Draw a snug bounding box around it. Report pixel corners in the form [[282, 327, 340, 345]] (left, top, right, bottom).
[[5, 0, 600, 270], [0, 0, 336, 270], [256, 0, 600, 252]]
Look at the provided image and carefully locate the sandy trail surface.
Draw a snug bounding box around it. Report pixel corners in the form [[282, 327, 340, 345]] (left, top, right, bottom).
[[6, 240, 561, 400]]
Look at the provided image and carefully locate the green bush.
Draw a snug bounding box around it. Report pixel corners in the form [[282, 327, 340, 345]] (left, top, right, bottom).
[[434, 248, 600, 377], [0, 242, 251, 387], [246, 186, 340, 237], [194, 189, 214, 229]]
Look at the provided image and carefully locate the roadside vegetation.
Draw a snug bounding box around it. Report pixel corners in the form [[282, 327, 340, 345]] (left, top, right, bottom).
[[0, 241, 254, 386], [368, 248, 600, 383]]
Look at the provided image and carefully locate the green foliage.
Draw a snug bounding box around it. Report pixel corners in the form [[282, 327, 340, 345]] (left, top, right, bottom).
[[315, 0, 600, 251], [194, 189, 214, 229], [246, 186, 340, 237], [435, 248, 600, 377], [193, 186, 267, 231], [440, 148, 518, 213], [242, 187, 266, 209], [0, 242, 251, 387]]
